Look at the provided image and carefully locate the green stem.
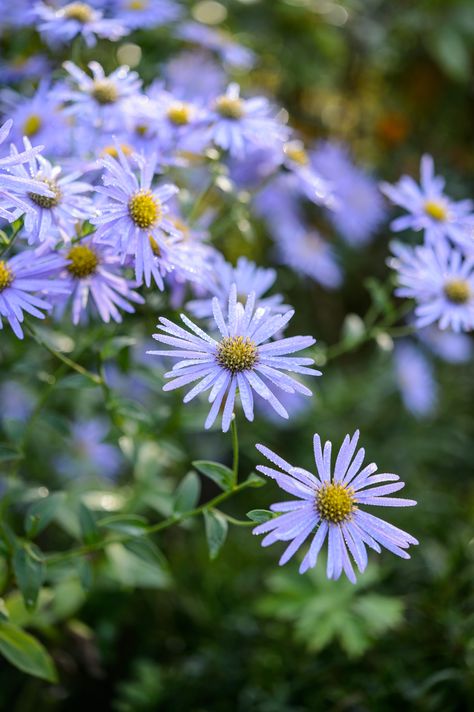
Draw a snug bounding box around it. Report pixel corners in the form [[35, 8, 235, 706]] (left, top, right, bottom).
[[45, 477, 255, 566], [0, 218, 24, 257], [231, 416, 239, 486]]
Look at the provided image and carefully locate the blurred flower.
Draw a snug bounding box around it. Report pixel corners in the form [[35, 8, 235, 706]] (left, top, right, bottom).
[[187, 256, 288, 319], [0, 248, 67, 338], [92, 148, 179, 287], [418, 325, 473, 364], [311, 141, 386, 246], [0, 381, 34, 421], [55, 418, 122, 480], [163, 51, 226, 102], [390, 240, 474, 332], [393, 341, 437, 418], [253, 430, 418, 582], [0, 54, 51, 84], [0, 119, 54, 223], [205, 83, 289, 158], [176, 22, 255, 69], [57, 234, 144, 324], [381, 154, 473, 248], [113, 0, 181, 29], [9, 144, 93, 245], [34, 1, 127, 47], [148, 284, 319, 431]]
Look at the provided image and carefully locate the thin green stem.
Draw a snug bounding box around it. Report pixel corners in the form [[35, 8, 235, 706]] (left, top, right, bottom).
[[231, 416, 239, 486], [45, 477, 255, 566]]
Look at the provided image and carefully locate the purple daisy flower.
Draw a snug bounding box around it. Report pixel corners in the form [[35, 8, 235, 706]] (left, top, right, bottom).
[[9, 145, 93, 245], [393, 341, 437, 418], [253, 430, 418, 582], [34, 1, 127, 47], [176, 22, 256, 70], [148, 284, 320, 432], [113, 0, 181, 29], [55, 418, 123, 481], [205, 83, 289, 159], [163, 51, 226, 103], [310, 141, 386, 246], [389, 240, 474, 332], [418, 325, 473, 364], [0, 248, 67, 339], [187, 256, 288, 319], [92, 148, 179, 287], [59, 61, 142, 130], [0, 119, 54, 223], [381, 154, 474, 247], [57, 235, 144, 324]]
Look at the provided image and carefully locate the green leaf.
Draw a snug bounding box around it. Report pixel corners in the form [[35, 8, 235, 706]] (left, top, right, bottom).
[[25, 493, 64, 539], [203, 510, 228, 560], [192, 460, 234, 491], [246, 509, 273, 523], [100, 336, 136, 359], [105, 543, 170, 589], [98, 514, 148, 537], [124, 538, 168, 569], [12, 545, 44, 611], [173, 471, 201, 512], [0, 620, 57, 682], [0, 444, 22, 463], [78, 503, 100, 545], [243, 473, 266, 488]]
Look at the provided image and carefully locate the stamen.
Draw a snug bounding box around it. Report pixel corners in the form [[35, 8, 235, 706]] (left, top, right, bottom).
[[67, 245, 99, 278], [100, 143, 133, 158], [167, 102, 192, 126], [92, 80, 119, 105], [444, 279, 471, 304], [23, 114, 42, 137], [215, 95, 244, 120], [0, 261, 14, 292], [62, 2, 94, 22], [424, 200, 447, 222], [216, 336, 258, 373], [149, 235, 161, 257], [28, 178, 62, 209], [316, 482, 356, 524], [128, 190, 161, 229]]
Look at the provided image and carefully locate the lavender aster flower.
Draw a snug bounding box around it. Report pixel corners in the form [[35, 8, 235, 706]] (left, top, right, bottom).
[[58, 235, 144, 324], [114, 0, 181, 29], [176, 22, 255, 69], [0, 119, 54, 223], [381, 154, 473, 247], [9, 145, 92, 245], [418, 325, 473, 364], [311, 141, 386, 246], [92, 148, 179, 287], [0, 249, 67, 338], [205, 84, 289, 159], [393, 341, 437, 418], [148, 284, 320, 431], [55, 418, 122, 481], [253, 431, 418, 582], [187, 256, 288, 319], [34, 1, 127, 47], [390, 240, 474, 332]]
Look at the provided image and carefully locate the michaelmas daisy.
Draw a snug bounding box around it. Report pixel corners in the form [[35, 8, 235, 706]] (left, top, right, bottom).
[[253, 431, 418, 582]]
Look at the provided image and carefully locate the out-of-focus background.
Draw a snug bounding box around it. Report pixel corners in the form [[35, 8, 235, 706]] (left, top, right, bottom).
[[1, 1, 474, 709]]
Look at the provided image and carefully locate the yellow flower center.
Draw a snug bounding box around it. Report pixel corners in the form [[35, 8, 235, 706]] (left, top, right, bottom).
[[100, 143, 133, 158], [128, 0, 146, 8], [215, 96, 244, 120], [135, 124, 149, 137], [167, 102, 192, 126], [316, 482, 356, 524], [284, 141, 309, 166], [62, 2, 93, 22], [444, 279, 471, 304], [0, 261, 14, 292], [23, 114, 42, 137], [216, 336, 258, 373], [128, 190, 161, 229], [92, 80, 119, 105], [67, 245, 99, 278], [28, 178, 62, 209], [424, 200, 447, 222]]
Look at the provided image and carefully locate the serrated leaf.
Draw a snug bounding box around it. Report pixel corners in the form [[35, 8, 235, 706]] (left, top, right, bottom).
[[0, 620, 57, 682], [203, 510, 228, 560], [12, 545, 44, 611], [98, 514, 148, 537], [192, 460, 234, 491], [78, 503, 100, 546], [246, 509, 273, 523], [173, 471, 200, 512], [25, 493, 64, 539]]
